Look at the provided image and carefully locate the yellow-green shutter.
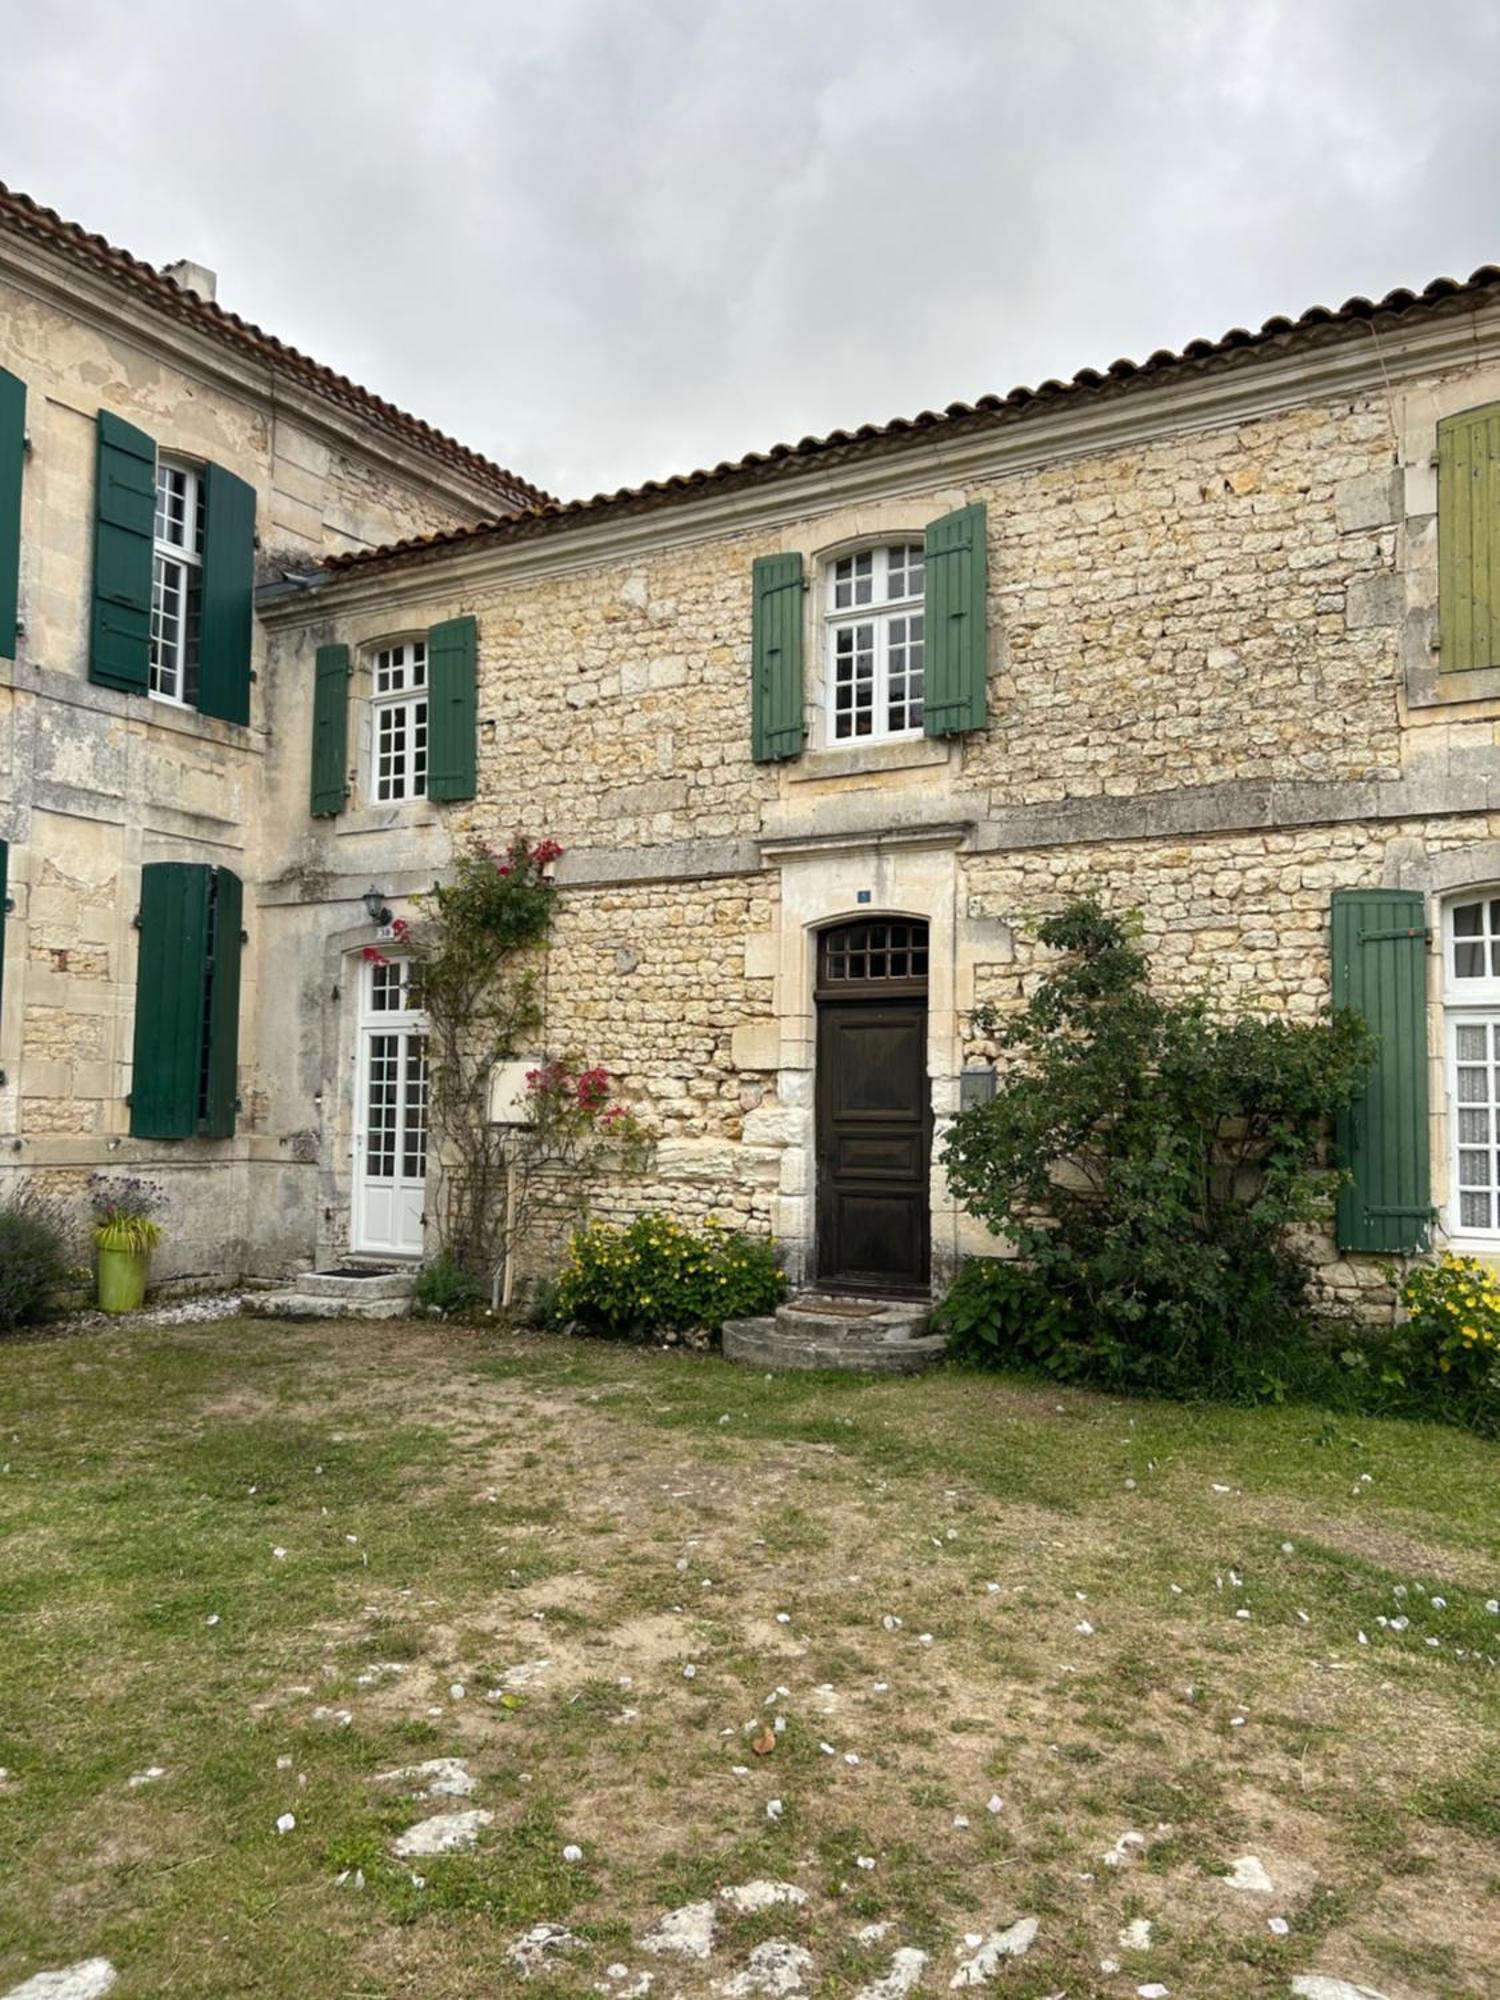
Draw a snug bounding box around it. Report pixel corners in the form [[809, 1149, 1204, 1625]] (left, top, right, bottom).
[[923, 502, 988, 736], [1437, 402, 1500, 672], [0, 368, 24, 661], [91, 411, 156, 694], [310, 643, 351, 816], [1331, 889, 1432, 1253], [427, 615, 477, 802], [130, 863, 211, 1139], [198, 464, 256, 724], [751, 553, 805, 762]]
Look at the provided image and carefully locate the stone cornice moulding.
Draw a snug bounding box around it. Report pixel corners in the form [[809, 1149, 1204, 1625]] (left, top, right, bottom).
[[257, 303, 1500, 624], [759, 822, 976, 863], [0, 238, 512, 518]]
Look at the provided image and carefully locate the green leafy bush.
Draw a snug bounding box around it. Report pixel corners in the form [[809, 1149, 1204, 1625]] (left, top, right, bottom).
[[941, 899, 1376, 1397], [414, 1252, 486, 1315], [0, 1185, 74, 1331], [552, 1213, 786, 1340], [934, 1257, 1087, 1376]]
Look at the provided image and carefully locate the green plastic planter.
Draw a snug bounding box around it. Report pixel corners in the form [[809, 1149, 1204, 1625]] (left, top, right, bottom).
[[97, 1245, 150, 1314]]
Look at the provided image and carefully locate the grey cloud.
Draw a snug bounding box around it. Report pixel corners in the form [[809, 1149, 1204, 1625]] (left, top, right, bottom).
[[1, 0, 1496, 498]]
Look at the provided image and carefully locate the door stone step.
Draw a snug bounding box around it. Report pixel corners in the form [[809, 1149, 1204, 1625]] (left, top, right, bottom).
[[723, 1292, 945, 1374], [244, 1267, 417, 1320]]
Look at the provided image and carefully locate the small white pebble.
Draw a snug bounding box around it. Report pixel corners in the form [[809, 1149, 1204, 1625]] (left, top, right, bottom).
[[1211, 1483, 1231, 1493], [1076, 1620, 1095, 1636], [776, 1613, 791, 1625], [1235, 1609, 1251, 1621], [881, 1614, 902, 1630], [276, 1812, 296, 1833], [1138, 1986, 1170, 1999], [562, 1843, 583, 1862], [1123, 1478, 1136, 1489], [206, 1613, 220, 1627], [843, 1752, 860, 1766], [766, 1798, 783, 1820], [731, 1764, 749, 1776], [1230, 1716, 1246, 1728], [917, 1632, 934, 1647], [985, 1582, 1000, 1593], [872, 1681, 889, 1692], [1280, 1542, 1294, 1555], [986, 1794, 1004, 1814], [1486, 1599, 1499, 1615], [855, 1855, 875, 1870], [952, 1813, 970, 1828], [449, 1683, 466, 1700], [1169, 1584, 1183, 1596], [272, 1546, 287, 1560], [1268, 1917, 1290, 1936], [275, 1755, 292, 1770], [1296, 1610, 1310, 1625], [820, 1742, 836, 1756], [1431, 1596, 1447, 1610], [682, 1665, 697, 1680]]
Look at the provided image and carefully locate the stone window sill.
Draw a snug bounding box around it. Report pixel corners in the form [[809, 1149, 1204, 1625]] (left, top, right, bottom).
[[786, 736, 954, 784], [331, 804, 444, 837], [1407, 662, 1500, 709]]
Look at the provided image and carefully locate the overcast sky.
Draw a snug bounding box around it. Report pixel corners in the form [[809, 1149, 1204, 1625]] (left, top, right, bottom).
[[2, 1, 1497, 501]]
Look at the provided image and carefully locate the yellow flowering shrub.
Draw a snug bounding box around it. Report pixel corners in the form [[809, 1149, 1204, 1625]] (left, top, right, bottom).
[[1397, 1254, 1500, 1396], [552, 1212, 786, 1340]]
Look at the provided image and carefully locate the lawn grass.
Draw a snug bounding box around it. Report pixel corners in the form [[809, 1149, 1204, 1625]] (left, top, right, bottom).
[[0, 1317, 1496, 1997]]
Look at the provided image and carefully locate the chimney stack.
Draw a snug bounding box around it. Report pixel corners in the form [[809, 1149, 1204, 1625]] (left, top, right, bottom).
[[160, 258, 217, 304]]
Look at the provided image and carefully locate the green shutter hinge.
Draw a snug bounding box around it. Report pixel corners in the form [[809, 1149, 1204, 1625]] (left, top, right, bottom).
[[1359, 925, 1431, 943], [2, 894, 13, 915], [131, 911, 142, 929], [240, 928, 249, 944]]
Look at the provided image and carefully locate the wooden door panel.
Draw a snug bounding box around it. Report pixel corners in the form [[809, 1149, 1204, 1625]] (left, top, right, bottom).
[[817, 999, 931, 1291]]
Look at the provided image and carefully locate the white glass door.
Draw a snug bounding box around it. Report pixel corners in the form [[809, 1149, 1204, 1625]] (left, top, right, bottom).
[[352, 958, 428, 1257]]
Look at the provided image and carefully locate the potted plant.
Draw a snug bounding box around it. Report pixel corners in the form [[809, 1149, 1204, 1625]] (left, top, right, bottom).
[[89, 1174, 165, 1314]]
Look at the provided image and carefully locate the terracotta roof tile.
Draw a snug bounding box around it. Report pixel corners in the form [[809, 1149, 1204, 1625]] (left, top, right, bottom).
[[0, 181, 550, 510], [323, 259, 1500, 577]]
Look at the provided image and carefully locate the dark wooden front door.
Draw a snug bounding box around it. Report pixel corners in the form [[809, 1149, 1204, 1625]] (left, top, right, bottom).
[[815, 921, 931, 1293]]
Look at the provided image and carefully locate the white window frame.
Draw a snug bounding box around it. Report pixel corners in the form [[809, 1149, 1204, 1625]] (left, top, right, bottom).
[[823, 541, 926, 745], [351, 954, 429, 1258], [1442, 892, 1500, 1242], [367, 638, 429, 805], [149, 457, 204, 707]]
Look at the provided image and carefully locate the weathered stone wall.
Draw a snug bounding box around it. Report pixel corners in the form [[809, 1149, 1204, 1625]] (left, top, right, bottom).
[[0, 253, 509, 1278]]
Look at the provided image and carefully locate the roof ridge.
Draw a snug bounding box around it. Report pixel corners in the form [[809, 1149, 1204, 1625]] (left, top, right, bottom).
[[0, 180, 552, 509], [321, 257, 1500, 576]]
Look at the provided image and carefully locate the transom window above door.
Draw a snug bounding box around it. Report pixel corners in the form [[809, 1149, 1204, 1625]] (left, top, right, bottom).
[[826, 543, 926, 741], [149, 459, 204, 705], [369, 639, 428, 802]]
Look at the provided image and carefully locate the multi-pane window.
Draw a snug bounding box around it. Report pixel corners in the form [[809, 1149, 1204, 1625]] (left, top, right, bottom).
[[370, 640, 428, 802], [826, 543, 925, 741], [150, 460, 204, 704], [362, 958, 427, 1185], [1445, 896, 1500, 1236], [820, 920, 930, 986]]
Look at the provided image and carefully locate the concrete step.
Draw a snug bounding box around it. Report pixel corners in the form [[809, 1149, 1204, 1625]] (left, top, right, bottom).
[[724, 1292, 946, 1375], [294, 1269, 416, 1301], [244, 1292, 413, 1322]]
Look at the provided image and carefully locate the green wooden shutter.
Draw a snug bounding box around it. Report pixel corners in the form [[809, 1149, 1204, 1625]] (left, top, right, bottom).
[[427, 614, 477, 802], [923, 502, 988, 736], [1331, 889, 1432, 1253], [1437, 403, 1500, 673], [751, 553, 805, 762], [198, 464, 256, 724], [310, 643, 351, 816], [91, 411, 156, 694], [130, 862, 210, 1140], [0, 369, 24, 661], [202, 868, 243, 1139]]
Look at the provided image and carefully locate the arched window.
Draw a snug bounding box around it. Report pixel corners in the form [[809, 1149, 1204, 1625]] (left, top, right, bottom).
[[1444, 893, 1500, 1236], [824, 542, 925, 741]]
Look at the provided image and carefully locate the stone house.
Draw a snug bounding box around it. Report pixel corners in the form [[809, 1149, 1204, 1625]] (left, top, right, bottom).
[[7, 175, 1500, 1305], [0, 183, 543, 1274]]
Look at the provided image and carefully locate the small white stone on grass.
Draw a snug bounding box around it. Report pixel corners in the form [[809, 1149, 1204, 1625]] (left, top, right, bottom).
[[127, 1766, 166, 1788], [276, 1813, 296, 1834], [506, 1924, 584, 1976], [1268, 1917, 1291, 1936], [856, 1923, 892, 1945], [448, 1683, 466, 1700], [205, 1614, 220, 1627], [1137, 1985, 1170, 1999], [641, 1901, 717, 1959], [1075, 1621, 1095, 1636], [715, 1939, 813, 1997], [985, 1795, 1004, 1815], [373, 1758, 475, 1800], [276, 1755, 293, 1771], [917, 1633, 934, 1647], [855, 1855, 876, 1870], [1100, 1961, 1121, 1976], [720, 1880, 808, 1913], [1222, 1855, 1275, 1895], [392, 1808, 494, 1858], [949, 1918, 1038, 1986], [0, 1962, 118, 2000], [1119, 1919, 1152, 1950], [272, 1546, 287, 1560], [562, 1843, 584, 1863], [843, 1753, 861, 1766], [766, 1798, 784, 1821], [1103, 1831, 1147, 1868], [776, 1612, 791, 1625], [952, 1814, 970, 1829], [1290, 1981, 1392, 2000], [853, 1948, 928, 2000], [683, 1664, 698, 1680]]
